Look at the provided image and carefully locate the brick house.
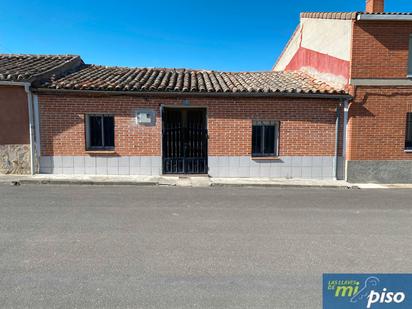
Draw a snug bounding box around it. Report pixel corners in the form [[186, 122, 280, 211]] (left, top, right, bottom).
[[274, 0, 412, 183], [35, 68, 347, 179], [0, 55, 82, 174]]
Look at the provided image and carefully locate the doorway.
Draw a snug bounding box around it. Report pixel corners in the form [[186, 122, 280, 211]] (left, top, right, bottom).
[[162, 107, 208, 174]]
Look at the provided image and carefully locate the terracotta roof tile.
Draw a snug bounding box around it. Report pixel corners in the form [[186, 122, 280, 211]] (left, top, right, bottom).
[[300, 12, 359, 20], [0, 54, 82, 82], [41, 65, 346, 95]]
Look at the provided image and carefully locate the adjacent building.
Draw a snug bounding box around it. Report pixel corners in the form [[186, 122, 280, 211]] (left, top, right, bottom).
[[0, 55, 82, 174], [275, 0, 412, 183]]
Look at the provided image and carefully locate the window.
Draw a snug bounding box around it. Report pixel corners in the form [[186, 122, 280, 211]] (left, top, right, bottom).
[[86, 115, 115, 150], [406, 113, 412, 150], [252, 120, 279, 157], [408, 34, 412, 77]]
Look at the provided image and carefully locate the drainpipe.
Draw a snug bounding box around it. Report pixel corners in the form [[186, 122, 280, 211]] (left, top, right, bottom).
[[342, 99, 350, 181], [24, 84, 36, 175], [334, 104, 341, 180], [33, 94, 41, 168]]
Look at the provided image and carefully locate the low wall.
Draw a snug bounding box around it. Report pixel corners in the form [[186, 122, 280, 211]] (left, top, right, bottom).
[[347, 160, 412, 184]]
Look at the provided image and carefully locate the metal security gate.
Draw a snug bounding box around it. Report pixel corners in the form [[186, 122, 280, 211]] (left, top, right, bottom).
[[162, 108, 208, 174]]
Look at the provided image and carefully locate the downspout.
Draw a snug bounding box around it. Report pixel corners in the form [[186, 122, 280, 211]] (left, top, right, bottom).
[[24, 84, 36, 175], [342, 99, 350, 181], [33, 94, 41, 169], [334, 103, 341, 180]]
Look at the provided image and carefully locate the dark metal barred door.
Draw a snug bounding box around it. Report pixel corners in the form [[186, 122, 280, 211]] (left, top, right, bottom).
[[162, 108, 208, 174]]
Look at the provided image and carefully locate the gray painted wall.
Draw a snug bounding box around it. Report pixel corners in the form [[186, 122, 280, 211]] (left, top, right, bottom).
[[347, 160, 412, 184], [40, 156, 162, 176], [40, 155, 341, 180], [208, 156, 339, 180]]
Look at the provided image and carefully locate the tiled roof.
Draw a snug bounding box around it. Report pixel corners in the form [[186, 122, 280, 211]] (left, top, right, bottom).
[[41, 65, 346, 95], [301, 12, 358, 20], [301, 12, 412, 20], [0, 54, 82, 82]]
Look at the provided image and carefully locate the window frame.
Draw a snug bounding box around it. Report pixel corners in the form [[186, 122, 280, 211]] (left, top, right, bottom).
[[251, 120, 280, 158], [406, 113, 412, 151], [85, 114, 115, 151]]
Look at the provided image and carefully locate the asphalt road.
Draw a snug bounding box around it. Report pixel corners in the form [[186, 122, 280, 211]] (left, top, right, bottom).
[[0, 184, 411, 309]]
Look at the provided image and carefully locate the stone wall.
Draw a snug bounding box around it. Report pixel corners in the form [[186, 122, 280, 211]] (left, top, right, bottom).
[[0, 144, 31, 174], [347, 160, 412, 184]]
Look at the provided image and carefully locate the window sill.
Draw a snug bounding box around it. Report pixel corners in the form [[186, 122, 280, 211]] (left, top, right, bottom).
[[86, 150, 117, 155], [252, 156, 281, 161], [405, 149, 412, 153]]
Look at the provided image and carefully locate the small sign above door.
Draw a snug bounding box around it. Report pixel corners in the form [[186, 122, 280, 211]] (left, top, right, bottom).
[[136, 109, 156, 126]]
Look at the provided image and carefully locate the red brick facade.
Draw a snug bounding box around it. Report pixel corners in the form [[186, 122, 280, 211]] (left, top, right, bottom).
[[349, 20, 412, 163], [38, 93, 340, 158], [351, 21, 412, 79], [348, 87, 412, 160], [0, 86, 29, 145]]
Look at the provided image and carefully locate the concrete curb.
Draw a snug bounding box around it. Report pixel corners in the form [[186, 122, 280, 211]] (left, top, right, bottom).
[[211, 183, 354, 189], [0, 176, 362, 189], [16, 179, 158, 186], [7, 179, 353, 189]]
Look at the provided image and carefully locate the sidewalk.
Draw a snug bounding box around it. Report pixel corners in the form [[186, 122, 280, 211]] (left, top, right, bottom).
[[1, 174, 411, 189], [0, 174, 355, 188]]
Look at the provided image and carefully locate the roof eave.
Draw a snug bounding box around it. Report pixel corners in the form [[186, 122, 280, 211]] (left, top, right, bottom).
[[0, 80, 31, 86], [33, 87, 351, 100], [357, 14, 412, 21]]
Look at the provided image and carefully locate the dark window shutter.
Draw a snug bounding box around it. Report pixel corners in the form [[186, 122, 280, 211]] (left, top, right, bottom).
[[89, 116, 103, 147], [103, 116, 115, 148], [406, 113, 412, 149]]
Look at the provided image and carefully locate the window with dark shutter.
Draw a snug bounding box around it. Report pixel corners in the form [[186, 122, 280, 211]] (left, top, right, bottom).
[[406, 113, 412, 150], [86, 115, 115, 150], [252, 120, 279, 157]]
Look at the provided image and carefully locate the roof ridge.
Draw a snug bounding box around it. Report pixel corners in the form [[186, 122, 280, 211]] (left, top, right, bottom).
[[84, 64, 283, 74], [301, 11, 412, 20], [86, 64, 215, 72], [0, 54, 79, 58], [300, 12, 359, 20]]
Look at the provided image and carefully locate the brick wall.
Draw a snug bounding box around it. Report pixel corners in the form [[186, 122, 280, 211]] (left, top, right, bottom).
[[351, 21, 412, 79], [348, 86, 412, 160], [38, 93, 340, 158], [0, 86, 29, 144]]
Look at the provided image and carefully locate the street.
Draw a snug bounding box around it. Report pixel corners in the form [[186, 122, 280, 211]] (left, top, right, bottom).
[[0, 184, 411, 308]]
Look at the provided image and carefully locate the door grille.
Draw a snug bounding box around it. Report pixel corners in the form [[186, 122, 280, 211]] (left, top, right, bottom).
[[162, 108, 208, 174]]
